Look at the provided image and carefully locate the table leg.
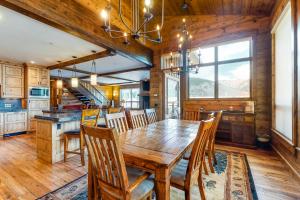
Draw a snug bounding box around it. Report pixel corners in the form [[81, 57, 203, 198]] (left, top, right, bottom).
[[155, 167, 171, 200], [88, 157, 94, 200]]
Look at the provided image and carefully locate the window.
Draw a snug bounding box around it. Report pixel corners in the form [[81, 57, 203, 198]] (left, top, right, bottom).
[[120, 88, 140, 109], [272, 2, 293, 141], [189, 38, 252, 99]]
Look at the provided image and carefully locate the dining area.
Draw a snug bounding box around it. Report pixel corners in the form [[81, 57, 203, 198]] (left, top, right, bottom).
[[54, 106, 228, 200]]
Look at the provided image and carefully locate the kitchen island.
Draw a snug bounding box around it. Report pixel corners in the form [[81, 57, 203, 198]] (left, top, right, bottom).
[[34, 111, 105, 163]]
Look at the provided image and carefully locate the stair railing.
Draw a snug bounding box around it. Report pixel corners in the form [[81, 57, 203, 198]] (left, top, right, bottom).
[[79, 80, 109, 106]]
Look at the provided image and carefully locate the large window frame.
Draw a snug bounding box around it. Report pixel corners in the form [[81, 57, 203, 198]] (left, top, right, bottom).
[[188, 38, 253, 100], [120, 87, 140, 109]]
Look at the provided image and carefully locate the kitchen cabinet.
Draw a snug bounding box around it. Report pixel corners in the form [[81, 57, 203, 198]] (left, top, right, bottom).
[[28, 99, 50, 131], [28, 67, 49, 87], [4, 111, 27, 134], [1, 64, 24, 98]]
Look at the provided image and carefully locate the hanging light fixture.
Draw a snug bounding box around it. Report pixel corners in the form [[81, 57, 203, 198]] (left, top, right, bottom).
[[90, 60, 97, 86], [56, 70, 63, 89], [71, 64, 79, 87], [100, 0, 164, 44]]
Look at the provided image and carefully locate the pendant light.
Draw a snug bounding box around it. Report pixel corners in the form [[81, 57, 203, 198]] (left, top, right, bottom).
[[71, 64, 79, 87], [56, 70, 63, 89], [90, 60, 97, 86]]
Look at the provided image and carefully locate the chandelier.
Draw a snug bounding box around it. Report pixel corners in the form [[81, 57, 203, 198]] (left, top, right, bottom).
[[100, 0, 164, 44], [162, 18, 201, 74]]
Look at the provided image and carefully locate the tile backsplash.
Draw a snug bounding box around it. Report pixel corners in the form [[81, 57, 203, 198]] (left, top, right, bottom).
[[0, 99, 22, 112]]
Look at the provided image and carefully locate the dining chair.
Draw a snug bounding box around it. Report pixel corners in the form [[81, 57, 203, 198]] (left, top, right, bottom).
[[206, 111, 223, 173], [129, 110, 148, 129], [145, 108, 158, 124], [182, 108, 201, 121], [82, 125, 154, 200], [170, 118, 214, 200], [105, 111, 129, 134], [63, 109, 100, 165]]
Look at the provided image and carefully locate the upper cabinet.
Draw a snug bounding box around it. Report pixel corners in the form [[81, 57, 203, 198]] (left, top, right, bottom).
[[28, 67, 49, 87], [1, 64, 24, 98]]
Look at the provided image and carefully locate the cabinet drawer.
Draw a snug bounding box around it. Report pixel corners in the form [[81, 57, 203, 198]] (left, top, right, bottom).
[[5, 112, 27, 123], [5, 122, 27, 133], [29, 100, 50, 110]]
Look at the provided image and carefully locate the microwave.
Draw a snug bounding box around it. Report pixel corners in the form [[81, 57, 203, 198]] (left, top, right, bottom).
[[29, 87, 49, 98]]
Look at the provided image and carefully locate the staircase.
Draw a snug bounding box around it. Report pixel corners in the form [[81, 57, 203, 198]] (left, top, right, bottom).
[[64, 80, 109, 107]]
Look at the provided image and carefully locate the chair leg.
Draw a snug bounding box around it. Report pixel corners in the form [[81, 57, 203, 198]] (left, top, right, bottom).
[[203, 159, 209, 175], [80, 137, 85, 166], [64, 135, 68, 162], [184, 189, 191, 200], [198, 173, 206, 200], [208, 151, 215, 173], [213, 150, 217, 165]]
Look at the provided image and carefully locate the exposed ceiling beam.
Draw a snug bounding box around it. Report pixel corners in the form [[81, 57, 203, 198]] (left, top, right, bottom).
[[47, 50, 115, 70], [0, 0, 153, 66], [78, 67, 150, 79]]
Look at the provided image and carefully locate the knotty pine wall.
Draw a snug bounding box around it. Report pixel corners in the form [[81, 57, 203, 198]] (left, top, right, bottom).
[[150, 15, 272, 137]]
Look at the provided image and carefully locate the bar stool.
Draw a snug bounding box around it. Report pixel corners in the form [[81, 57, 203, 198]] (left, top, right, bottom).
[[63, 109, 100, 165]]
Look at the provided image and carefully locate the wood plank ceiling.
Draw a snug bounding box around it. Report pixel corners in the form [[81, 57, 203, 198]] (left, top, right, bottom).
[[156, 0, 277, 16]]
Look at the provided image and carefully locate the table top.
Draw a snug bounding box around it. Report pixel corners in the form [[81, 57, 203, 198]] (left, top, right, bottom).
[[119, 119, 200, 168]]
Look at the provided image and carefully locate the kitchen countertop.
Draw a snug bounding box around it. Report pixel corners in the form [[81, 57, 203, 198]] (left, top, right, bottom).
[[34, 112, 82, 122]]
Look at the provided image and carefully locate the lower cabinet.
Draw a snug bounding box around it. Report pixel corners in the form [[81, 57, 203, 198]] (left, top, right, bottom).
[[0, 113, 4, 138], [28, 99, 50, 131], [4, 112, 27, 134]]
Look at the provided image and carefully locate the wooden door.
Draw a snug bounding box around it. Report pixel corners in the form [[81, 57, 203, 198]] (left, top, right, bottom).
[[4, 112, 27, 134], [2, 65, 24, 98], [39, 68, 49, 87], [28, 67, 40, 87]]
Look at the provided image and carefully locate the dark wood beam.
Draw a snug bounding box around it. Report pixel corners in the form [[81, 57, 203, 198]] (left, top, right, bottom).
[[47, 50, 115, 70], [0, 0, 153, 66], [78, 67, 150, 79]]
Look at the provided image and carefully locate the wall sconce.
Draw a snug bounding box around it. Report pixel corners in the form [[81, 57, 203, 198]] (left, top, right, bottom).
[[113, 90, 118, 97]]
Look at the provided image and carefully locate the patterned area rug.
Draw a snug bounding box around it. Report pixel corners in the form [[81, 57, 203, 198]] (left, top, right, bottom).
[[37, 150, 257, 200]]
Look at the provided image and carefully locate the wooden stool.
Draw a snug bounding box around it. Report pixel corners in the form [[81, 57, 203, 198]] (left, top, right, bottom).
[[63, 109, 100, 165]]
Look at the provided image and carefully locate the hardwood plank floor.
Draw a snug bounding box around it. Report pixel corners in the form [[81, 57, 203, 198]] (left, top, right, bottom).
[[0, 133, 299, 200]]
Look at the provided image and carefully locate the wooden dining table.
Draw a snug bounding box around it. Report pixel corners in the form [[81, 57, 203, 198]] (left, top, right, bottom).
[[88, 119, 201, 200]]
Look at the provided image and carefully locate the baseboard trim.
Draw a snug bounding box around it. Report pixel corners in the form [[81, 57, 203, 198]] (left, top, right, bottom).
[[271, 144, 300, 181]]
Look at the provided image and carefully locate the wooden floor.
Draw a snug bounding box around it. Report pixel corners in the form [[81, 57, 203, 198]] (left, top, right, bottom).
[[0, 133, 299, 200]]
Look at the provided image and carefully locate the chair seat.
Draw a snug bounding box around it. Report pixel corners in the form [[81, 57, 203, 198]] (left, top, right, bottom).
[[127, 167, 154, 200], [64, 129, 80, 135], [170, 159, 189, 188]]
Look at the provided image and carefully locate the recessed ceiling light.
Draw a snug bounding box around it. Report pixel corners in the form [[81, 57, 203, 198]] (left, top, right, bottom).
[[30, 61, 35, 64]]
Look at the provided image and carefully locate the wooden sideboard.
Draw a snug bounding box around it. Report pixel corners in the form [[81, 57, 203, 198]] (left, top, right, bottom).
[[200, 111, 256, 148]]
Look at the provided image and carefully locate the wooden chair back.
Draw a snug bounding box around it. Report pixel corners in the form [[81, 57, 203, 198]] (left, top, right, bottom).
[[82, 125, 129, 199], [186, 118, 214, 185], [105, 112, 129, 134], [207, 111, 223, 152], [81, 109, 101, 127], [129, 110, 148, 129], [108, 107, 122, 114], [182, 108, 201, 121], [145, 108, 158, 124]]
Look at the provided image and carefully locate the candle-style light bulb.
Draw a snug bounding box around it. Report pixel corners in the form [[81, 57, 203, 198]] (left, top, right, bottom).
[[177, 34, 180, 38], [143, 7, 147, 13], [123, 32, 129, 44], [182, 18, 186, 23], [145, 0, 151, 7]]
